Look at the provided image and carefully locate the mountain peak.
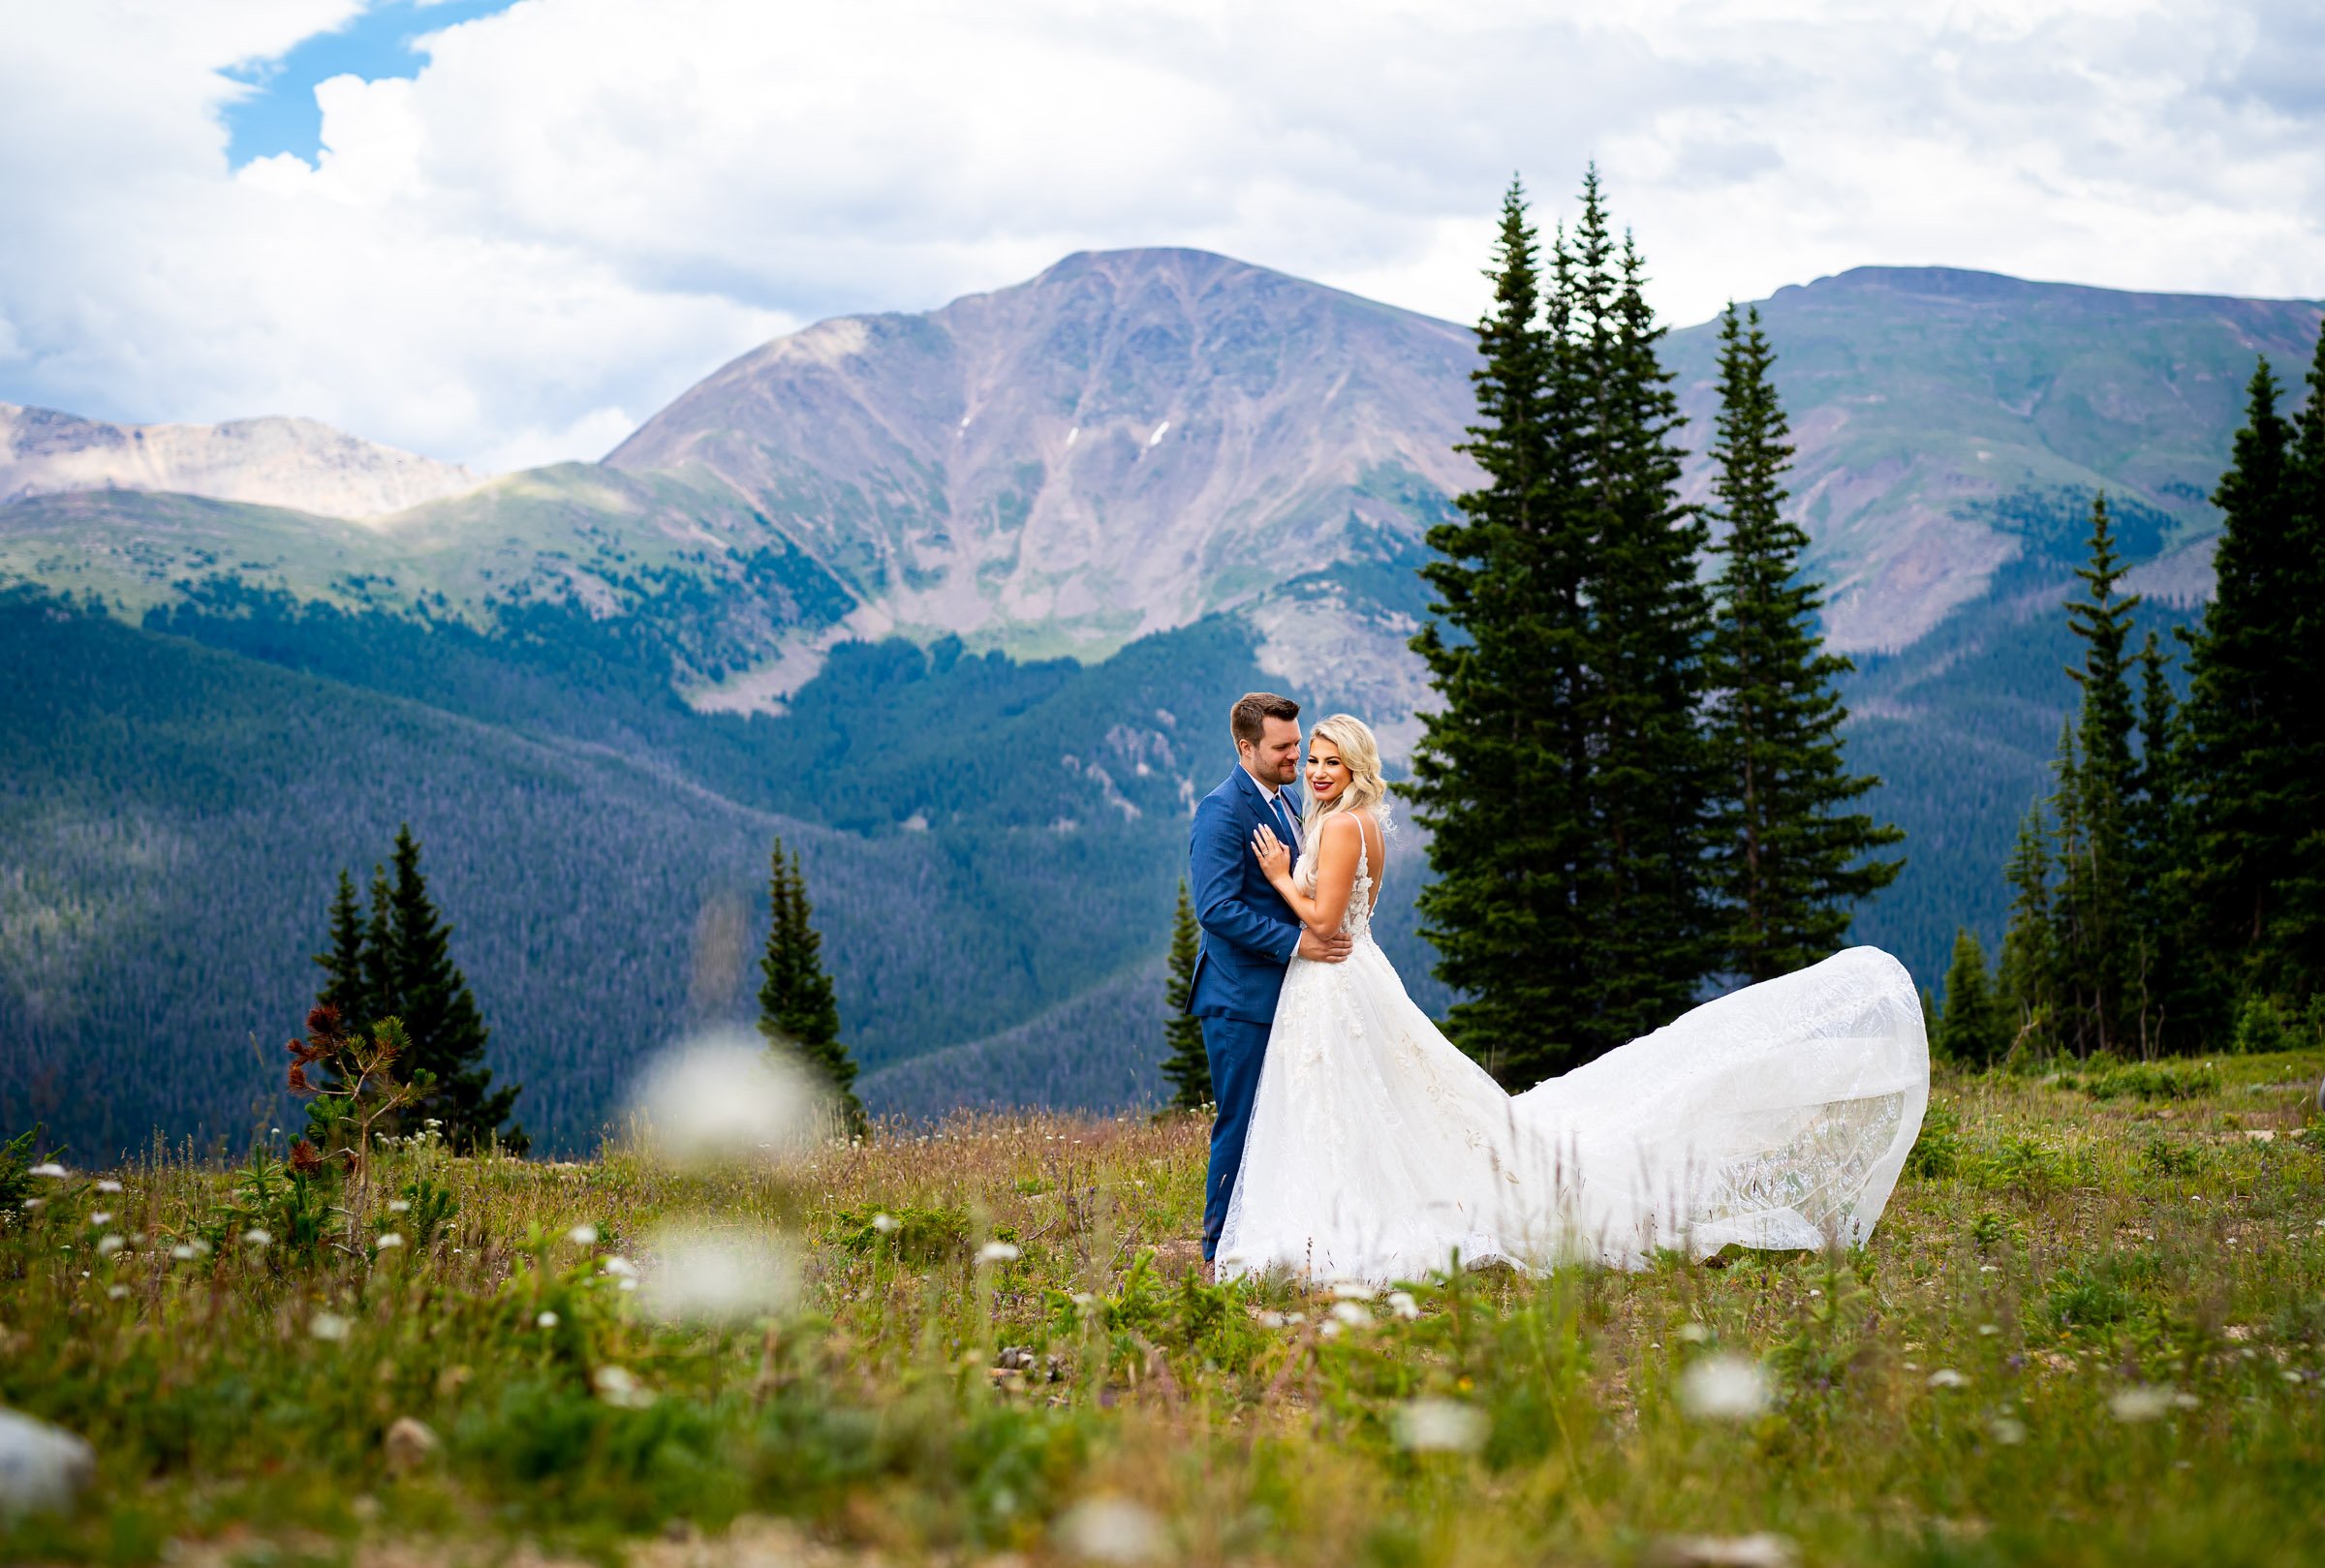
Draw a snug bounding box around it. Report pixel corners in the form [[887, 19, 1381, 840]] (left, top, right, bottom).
[[0, 403, 483, 521]]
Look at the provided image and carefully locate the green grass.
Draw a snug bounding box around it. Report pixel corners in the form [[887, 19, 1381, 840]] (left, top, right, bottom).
[[4, 1049, 2324, 1567]]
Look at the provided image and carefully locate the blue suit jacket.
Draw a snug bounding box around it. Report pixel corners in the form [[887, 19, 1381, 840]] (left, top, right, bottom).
[[1186, 767, 1304, 1024]]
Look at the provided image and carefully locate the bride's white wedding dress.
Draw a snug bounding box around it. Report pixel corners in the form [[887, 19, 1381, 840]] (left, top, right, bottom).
[[1217, 813, 1929, 1285]]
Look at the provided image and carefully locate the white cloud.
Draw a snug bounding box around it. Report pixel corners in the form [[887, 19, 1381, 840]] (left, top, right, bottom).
[[1, 0, 2318, 470]]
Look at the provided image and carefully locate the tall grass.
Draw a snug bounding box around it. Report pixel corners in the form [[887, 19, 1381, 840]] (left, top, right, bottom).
[[3, 1049, 2322, 1566]]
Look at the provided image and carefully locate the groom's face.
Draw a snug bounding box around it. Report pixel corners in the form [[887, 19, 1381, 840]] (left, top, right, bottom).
[[1243, 716, 1302, 788]]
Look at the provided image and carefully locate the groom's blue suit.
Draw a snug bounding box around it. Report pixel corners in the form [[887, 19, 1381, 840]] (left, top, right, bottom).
[[1186, 766, 1305, 1260]]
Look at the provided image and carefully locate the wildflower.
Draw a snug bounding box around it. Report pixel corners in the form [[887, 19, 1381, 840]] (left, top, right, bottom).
[[1977, 1324, 2000, 1337], [1676, 1322, 1712, 1343], [1679, 1354, 1771, 1421], [1990, 1416, 2028, 1445], [108, 1284, 129, 1301], [170, 1242, 209, 1261], [1056, 1493, 1164, 1564], [30, 1162, 67, 1179], [243, 1228, 272, 1247], [94, 1180, 122, 1194], [593, 1365, 654, 1409], [1393, 1397, 1488, 1453], [95, 1235, 124, 1257], [2109, 1385, 2176, 1423], [1330, 1301, 1372, 1329], [309, 1311, 352, 1341], [1386, 1290, 1420, 1320], [20, 1198, 41, 1212], [1928, 1368, 1969, 1390], [387, 1199, 411, 1214], [1331, 1280, 1375, 1301], [1071, 1291, 1098, 1310], [978, 1241, 1021, 1264], [288, 1140, 325, 1176], [602, 1255, 639, 1278], [1256, 1310, 1286, 1329], [636, 1226, 798, 1323], [537, 1310, 560, 1329], [567, 1223, 599, 1246], [89, 1212, 112, 1228], [871, 1214, 901, 1234], [630, 1033, 829, 1167], [375, 1233, 405, 1251]]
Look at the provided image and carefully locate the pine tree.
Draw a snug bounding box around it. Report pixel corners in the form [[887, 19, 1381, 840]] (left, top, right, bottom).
[[308, 838, 522, 1153], [1160, 878, 1210, 1110], [2128, 632, 2186, 1051], [1997, 801, 2058, 1057], [759, 838, 863, 1133], [2275, 325, 2325, 997], [2179, 361, 2301, 1016], [1936, 928, 2006, 1066], [1704, 302, 1904, 980], [2056, 494, 2142, 1055], [383, 825, 524, 1153], [1560, 180, 1720, 1054], [312, 869, 367, 1027], [1409, 176, 1595, 1082]]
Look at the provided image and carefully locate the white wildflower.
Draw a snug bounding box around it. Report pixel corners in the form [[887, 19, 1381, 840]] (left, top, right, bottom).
[[1330, 1280, 1375, 1301], [309, 1311, 351, 1341], [602, 1255, 639, 1278], [636, 1225, 799, 1323], [1989, 1416, 2028, 1445], [2110, 1385, 2176, 1423], [1393, 1398, 1488, 1453], [29, 1162, 66, 1179], [1928, 1368, 1970, 1390], [89, 1213, 112, 1228], [1679, 1354, 1771, 1421], [978, 1241, 1021, 1264], [94, 1180, 122, 1194], [1977, 1324, 2000, 1337], [20, 1198, 41, 1212], [387, 1199, 411, 1214], [242, 1228, 272, 1247], [1386, 1290, 1421, 1321], [170, 1244, 199, 1261], [94, 1235, 124, 1257], [567, 1223, 600, 1246], [108, 1284, 129, 1300], [1676, 1322, 1712, 1343], [1056, 1493, 1165, 1563], [374, 1233, 404, 1250], [593, 1366, 654, 1408], [629, 1032, 830, 1167], [871, 1214, 901, 1234], [1330, 1301, 1372, 1329], [536, 1310, 560, 1329], [1256, 1310, 1286, 1329]]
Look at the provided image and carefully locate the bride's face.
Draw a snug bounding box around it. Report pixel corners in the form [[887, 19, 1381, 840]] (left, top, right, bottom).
[[1306, 741, 1350, 804]]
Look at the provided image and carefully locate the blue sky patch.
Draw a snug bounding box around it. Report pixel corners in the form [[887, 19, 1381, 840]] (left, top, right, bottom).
[[222, 0, 521, 168]]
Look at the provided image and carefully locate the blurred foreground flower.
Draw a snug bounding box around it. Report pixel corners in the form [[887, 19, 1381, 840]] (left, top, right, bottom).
[[978, 1241, 1020, 1263], [2109, 1385, 2184, 1423], [1927, 1368, 1969, 1390], [629, 1031, 831, 1167], [636, 1225, 799, 1323], [1393, 1397, 1488, 1453], [1679, 1354, 1771, 1421], [309, 1311, 351, 1341], [0, 1409, 95, 1518], [1057, 1494, 1165, 1564]]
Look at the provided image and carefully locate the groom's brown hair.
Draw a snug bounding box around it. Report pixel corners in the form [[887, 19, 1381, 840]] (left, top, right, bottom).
[[1228, 692, 1300, 748]]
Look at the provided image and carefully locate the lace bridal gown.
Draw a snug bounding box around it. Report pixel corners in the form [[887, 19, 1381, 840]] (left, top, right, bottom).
[[1216, 813, 1929, 1285]]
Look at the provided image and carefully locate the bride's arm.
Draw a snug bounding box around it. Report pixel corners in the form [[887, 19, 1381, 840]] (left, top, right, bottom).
[[1252, 814, 1361, 933]]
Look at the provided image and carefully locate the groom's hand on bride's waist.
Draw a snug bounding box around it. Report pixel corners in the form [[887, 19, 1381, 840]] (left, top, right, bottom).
[[1297, 928, 1354, 964]]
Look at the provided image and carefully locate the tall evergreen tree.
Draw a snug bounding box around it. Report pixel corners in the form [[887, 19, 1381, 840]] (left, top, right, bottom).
[[308, 830, 523, 1153], [2128, 631, 2187, 1051], [1703, 302, 1903, 980], [758, 838, 863, 1133], [1161, 878, 1210, 1110], [312, 869, 366, 1026], [1936, 928, 2006, 1066], [2056, 494, 2142, 1055], [1410, 176, 1595, 1083], [1997, 800, 2059, 1058], [383, 826, 524, 1153], [2179, 361, 2302, 1013], [1567, 207, 1720, 1049], [2275, 326, 2325, 995]]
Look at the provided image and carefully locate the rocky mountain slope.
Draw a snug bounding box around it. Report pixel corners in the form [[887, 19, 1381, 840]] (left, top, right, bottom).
[[0, 403, 482, 520]]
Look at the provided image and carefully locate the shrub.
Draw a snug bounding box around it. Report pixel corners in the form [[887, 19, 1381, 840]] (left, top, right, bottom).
[[1906, 1100, 1964, 1181], [831, 1203, 973, 1265], [2079, 1060, 2220, 1101]]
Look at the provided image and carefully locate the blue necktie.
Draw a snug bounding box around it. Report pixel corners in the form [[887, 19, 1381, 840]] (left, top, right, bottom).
[[1267, 792, 1297, 849]]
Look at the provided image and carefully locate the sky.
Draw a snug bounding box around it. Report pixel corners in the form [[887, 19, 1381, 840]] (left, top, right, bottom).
[[1, 0, 2320, 473]]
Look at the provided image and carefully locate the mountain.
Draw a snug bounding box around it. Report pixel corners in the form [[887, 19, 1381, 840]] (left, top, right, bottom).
[[2, 250, 2318, 1157], [0, 403, 483, 520]]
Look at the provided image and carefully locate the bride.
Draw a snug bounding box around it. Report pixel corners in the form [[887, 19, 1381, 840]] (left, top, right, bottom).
[[1215, 713, 1929, 1286]]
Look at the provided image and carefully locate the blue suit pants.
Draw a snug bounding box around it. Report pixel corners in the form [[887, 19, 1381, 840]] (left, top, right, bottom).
[[1201, 1014, 1271, 1260]]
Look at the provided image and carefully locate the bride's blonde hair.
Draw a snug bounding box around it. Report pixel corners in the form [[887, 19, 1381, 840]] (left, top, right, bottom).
[[1303, 713, 1388, 835]]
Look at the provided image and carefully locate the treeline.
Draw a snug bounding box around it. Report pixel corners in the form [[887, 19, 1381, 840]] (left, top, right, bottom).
[[1939, 328, 2325, 1061], [1409, 170, 1900, 1084]]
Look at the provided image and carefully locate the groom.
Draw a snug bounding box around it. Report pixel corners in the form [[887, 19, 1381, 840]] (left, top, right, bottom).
[[1185, 692, 1353, 1264]]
